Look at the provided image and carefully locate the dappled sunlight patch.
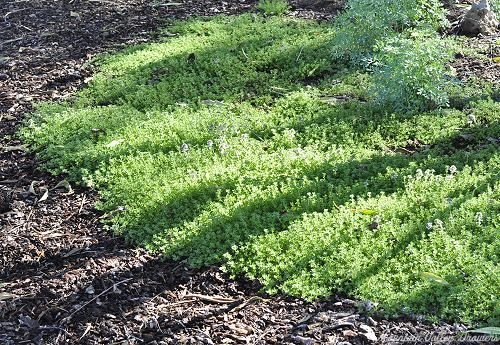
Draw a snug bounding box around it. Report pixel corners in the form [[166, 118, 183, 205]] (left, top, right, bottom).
[[21, 12, 499, 324], [227, 161, 499, 323], [74, 14, 335, 110]]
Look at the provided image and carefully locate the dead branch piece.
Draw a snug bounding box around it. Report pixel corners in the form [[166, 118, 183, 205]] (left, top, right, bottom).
[[183, 294, 266, 312], [184, 293, 238, 304], [78, 323, 92, 341], [252, 325, 288, 345], [4, 8, 28, 21], [165, 299, 197, 308], [233, 296, 267, 312], [78, 194, 86, 214], [221, 333, 248, 342], [38, 325, 70, 335], [324, 322, 356, 331]]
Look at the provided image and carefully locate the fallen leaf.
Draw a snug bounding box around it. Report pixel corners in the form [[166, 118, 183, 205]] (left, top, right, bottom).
[[106, 139, 124, 148], [307, 65, 318, 76], [38, 188, 49, 202], [28, 181, 37, 195], [352, 208, 378, 215], [360, 324, 378, 342], [468, 327, 500, 336], [420, 272, 449, 285], [54, 179, 73, 193]]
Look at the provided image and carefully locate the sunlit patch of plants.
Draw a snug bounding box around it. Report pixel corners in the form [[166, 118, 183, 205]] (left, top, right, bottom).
[[21, 11, 499, 325]]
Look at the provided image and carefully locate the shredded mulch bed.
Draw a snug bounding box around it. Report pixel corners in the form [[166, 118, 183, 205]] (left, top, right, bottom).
[[0, 1, 497, 344]]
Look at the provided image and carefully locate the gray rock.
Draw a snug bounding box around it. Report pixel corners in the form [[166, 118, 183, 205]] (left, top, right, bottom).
[[460, 0, 499, 36]]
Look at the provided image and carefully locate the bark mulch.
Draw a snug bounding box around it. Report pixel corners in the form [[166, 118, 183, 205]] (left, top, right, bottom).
[[0, 1, 497, 344]]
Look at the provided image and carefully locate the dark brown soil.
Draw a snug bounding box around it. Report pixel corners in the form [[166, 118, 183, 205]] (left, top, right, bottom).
[[0, 1, 497, 344]]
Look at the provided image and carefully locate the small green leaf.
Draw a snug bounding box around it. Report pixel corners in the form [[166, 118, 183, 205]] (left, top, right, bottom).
[[38, 188, 49, 203], [359, 209, 378, 215], [307, 65, 319, 76]]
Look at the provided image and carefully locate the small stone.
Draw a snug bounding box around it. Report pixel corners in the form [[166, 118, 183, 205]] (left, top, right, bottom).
[[460, 0, 499, 36]]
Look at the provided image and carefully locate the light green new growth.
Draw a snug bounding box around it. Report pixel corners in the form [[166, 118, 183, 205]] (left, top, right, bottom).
[[256, 0, 290, 15]]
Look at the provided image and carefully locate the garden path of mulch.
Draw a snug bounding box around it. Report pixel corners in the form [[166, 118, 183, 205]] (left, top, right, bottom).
[[0, 1, 497, 344]]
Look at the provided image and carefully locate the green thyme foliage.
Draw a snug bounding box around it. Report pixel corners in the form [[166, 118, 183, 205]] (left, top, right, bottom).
[[21, 14, 500, 324], [256, 0, 290, 16], [227, 161, 500, 323], [491, 0, 500, 12]]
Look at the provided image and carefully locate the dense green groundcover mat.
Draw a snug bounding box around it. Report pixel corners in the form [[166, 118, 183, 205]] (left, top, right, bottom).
[[21, 14, 499, 324]]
